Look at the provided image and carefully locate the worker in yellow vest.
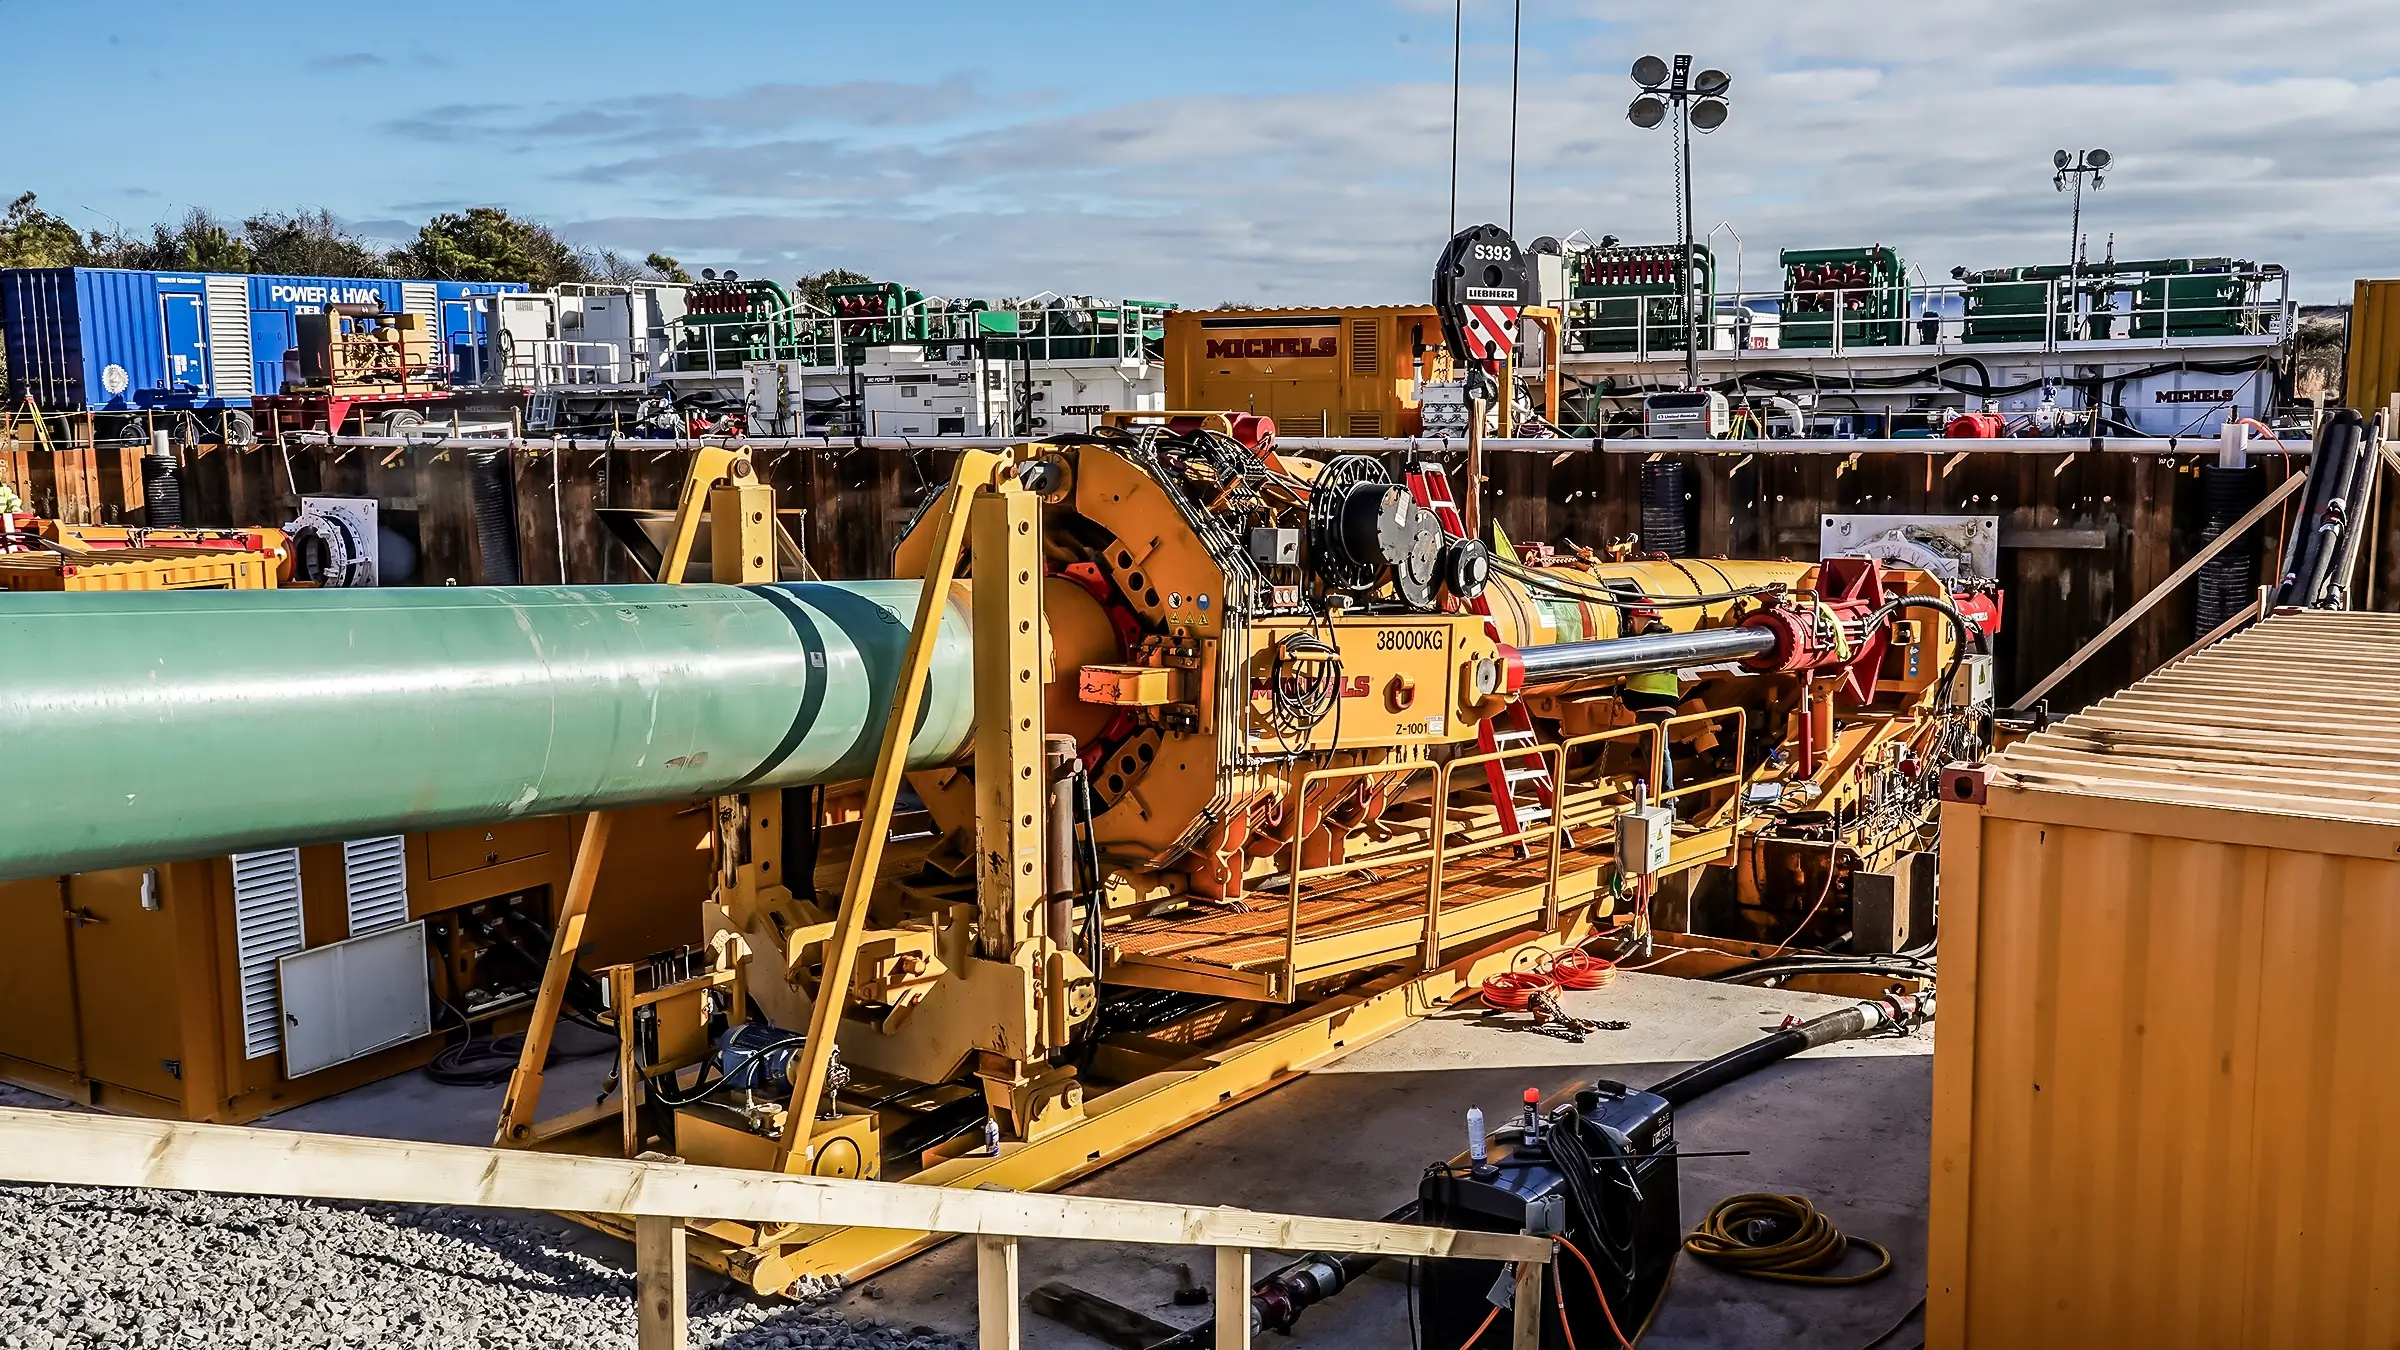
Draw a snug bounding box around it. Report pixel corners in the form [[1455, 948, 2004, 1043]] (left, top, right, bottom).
[[1620, 616, 1686, 790], [1622, 666, 1683, 711]]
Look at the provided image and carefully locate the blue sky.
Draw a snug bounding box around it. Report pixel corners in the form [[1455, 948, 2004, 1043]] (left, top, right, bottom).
[[6, 0, 2395, 302]]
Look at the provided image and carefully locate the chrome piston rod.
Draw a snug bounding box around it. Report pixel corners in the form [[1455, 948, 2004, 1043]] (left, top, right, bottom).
[[1514, 624, 1778, 686]]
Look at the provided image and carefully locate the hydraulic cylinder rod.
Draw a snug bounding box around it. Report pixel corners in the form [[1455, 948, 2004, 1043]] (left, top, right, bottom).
[[1514, 623, 1779, 687], [0, 581, 975, 881]]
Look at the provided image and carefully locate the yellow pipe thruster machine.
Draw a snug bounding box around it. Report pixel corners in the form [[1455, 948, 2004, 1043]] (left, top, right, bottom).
[[0, 227, 1997, 1291], [484, 421, 1996, 1292]]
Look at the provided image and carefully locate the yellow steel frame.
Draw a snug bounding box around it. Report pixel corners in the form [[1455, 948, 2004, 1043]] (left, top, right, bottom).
[[774, 449, 1007, 1170], [579, 913, 1601, 1292]]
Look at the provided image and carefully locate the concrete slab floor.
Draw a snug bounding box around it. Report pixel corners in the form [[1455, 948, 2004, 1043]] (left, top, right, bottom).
[[839, 972, 1933, 1350]]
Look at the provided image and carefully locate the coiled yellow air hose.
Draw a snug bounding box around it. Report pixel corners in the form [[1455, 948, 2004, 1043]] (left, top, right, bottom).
[[1682, 1192, 1894, 1286]]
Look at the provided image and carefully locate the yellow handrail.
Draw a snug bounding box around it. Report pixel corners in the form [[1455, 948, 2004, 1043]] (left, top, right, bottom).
[[1278, 758, 1440, 979]]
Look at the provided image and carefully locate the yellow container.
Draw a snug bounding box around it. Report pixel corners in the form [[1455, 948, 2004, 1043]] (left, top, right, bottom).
[[2344, 278, 2400, 421], [1929, 611, 2400, 1349], [0, 546, 275, 591], [1164, 303, 1563, 436], [1166, 304, 1451, 437]]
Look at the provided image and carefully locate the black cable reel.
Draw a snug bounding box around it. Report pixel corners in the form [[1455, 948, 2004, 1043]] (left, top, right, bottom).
[[1306, 456, 1447, 610]]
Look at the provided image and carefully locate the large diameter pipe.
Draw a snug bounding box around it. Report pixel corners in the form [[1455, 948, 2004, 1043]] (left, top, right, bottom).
[[0, 581, 974, 881], [1514, 623, 1779, 686]]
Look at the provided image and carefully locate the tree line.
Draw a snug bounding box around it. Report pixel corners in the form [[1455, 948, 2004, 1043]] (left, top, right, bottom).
[[0, 193, 691, 289]]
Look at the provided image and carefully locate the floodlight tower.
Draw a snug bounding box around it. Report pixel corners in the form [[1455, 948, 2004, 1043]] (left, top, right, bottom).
[[1629, 55, 1731, 391], [2054, 147, 2112, 312]]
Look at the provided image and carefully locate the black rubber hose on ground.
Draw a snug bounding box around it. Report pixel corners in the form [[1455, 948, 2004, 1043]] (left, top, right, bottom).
[[1645, 996, 1927, 1108]]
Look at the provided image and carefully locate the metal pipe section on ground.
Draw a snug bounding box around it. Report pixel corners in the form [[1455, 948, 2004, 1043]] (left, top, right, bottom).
[[1514, 624, 1778, 686], [0, 581, 975, 881]]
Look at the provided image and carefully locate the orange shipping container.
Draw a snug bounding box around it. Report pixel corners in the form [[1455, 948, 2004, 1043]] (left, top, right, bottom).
[[1929, 611, 2400, 1349]]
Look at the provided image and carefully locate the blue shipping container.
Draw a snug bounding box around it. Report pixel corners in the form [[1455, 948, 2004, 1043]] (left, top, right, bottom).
[[1, 266, 525, 415]]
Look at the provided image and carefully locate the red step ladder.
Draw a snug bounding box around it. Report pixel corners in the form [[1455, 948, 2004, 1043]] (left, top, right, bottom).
[[1406, 465, 1564, 850]]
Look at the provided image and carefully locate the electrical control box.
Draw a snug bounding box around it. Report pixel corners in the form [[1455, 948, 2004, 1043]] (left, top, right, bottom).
[[1615, 805, 1675, 875], [1247, 527, 1301, 567], [1950, 652, 1995, 707]]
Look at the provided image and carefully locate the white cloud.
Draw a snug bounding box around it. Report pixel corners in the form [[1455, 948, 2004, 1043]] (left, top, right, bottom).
[[398, 1, 2400, 302]]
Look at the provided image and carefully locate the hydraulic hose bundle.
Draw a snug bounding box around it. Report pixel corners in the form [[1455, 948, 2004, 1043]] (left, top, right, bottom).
[[2275, 408, 2378, 608]]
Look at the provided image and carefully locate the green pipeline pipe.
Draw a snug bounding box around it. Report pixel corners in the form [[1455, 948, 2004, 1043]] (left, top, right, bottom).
[[0, 581, 974, 881]]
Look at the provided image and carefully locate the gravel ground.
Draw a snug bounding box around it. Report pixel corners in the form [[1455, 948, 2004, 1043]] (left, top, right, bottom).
[[0, 1183, 966, 1350]]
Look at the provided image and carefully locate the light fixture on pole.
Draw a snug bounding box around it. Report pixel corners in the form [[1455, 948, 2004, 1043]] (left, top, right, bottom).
[[2053, 147, 2111, 310], [1629, 55, 1731, 391]]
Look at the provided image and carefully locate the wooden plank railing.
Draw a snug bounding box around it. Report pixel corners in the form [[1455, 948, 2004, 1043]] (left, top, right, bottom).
[[0, 1107, 1553, 1350]]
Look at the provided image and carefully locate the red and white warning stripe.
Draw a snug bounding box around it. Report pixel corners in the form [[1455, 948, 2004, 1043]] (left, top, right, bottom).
[[1460, 304, 1521, 363]]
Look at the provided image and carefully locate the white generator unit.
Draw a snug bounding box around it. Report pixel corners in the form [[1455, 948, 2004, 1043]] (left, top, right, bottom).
[[1020, 363, 1164, 435], [745, 352, 1004, 437], [744, 350, 1163, 437], [1643, 390, 1730, 437]]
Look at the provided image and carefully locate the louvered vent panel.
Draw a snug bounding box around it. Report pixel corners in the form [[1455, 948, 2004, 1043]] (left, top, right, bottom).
[[342, 836, 410, 936], [1282, 413, 1328, 436], [204, 276, 253, 398], [231, 849, 306, 1059], [1350, 320, 1379, 375], [1347, 413, 1384, 436]]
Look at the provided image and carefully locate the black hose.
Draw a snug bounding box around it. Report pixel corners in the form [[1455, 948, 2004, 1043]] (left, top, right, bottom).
[[468, 449, 524, 585], [2323, 411, 2383, 605], [1859, 593, 1974, 705], [1144, 1207, 1422, 1349], [1645, 1000, 1912, 1108], [1489, 555, 1786, 609], [2277, 409, 2362, 606], [1707, 959, 1936, 985]]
